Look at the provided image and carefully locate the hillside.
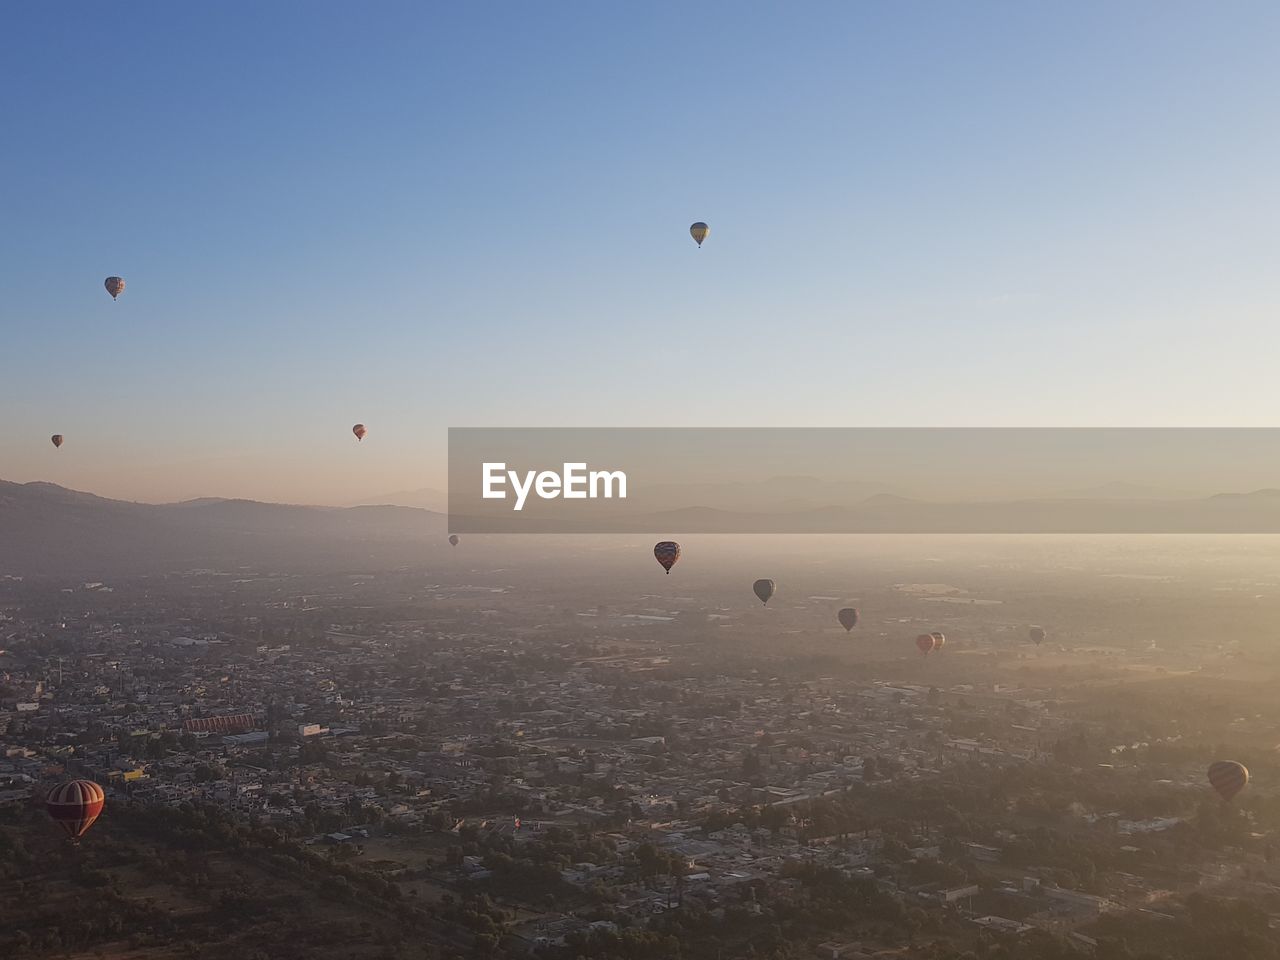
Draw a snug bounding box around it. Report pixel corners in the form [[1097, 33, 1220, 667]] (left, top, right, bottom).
[[0, 481, 446, 577], [0, 801, 472, 960]]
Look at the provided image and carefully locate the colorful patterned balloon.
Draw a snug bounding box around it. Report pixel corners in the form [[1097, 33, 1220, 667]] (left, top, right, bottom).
[[46, 780, 105, 843], [654, 541, 681, 573]]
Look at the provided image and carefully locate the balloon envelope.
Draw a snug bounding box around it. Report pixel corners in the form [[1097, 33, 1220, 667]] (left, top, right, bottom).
[[931, 631, 946, 649], [837, 608, 859, 632], [104, 277, 125, 300], [916, 634, 936, 655], [654, 541, 681, 573], [46, 779, 104, 842], [352, 424, 367, 441], [753, 578, 775, 605], [689, 222, 710, 247], [1208, 761, 1249, 802], [449, 534, 460, 547], [50, 434, 63, 448], [1030, 626, 1046, 645]]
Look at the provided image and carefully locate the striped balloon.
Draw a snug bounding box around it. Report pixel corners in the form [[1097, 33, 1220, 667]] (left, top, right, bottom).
[[931, 631, 946, 650], [46, 779, 105, 842], [1208, 761, 1249, 802], [653, 541, 681, 573]]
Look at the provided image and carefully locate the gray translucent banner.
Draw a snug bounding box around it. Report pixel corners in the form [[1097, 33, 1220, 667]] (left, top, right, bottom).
[[448, 428, 1280, 533]]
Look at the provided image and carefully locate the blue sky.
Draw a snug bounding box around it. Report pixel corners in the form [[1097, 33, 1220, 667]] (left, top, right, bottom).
[[3, 2, 1278, 502]]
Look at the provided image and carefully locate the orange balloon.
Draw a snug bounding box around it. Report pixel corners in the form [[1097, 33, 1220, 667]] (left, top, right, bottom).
[[46, 780, 105, 842]]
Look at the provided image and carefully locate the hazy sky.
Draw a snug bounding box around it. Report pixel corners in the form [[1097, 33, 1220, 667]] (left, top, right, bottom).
[[3, 3, 1279, 504]]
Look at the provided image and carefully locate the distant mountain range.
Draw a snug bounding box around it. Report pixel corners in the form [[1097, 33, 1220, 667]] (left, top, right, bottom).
[[451, 474, 1214, 522], [7, 478, 1280, 576], [452, 480, 1280, 534], [0, 480, 444, 577], [1050, 481, 1199, 501], [351, 486, 448, 512], [633, 476, 905, 513]]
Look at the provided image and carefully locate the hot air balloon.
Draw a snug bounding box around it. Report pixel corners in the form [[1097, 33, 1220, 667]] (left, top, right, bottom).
[[449, 534, 460, 547], [916, 634, 936, 656], [352, 424, 367, 441], [689, 222, 710, 247], [1208, 761, 1249, 802], [50, 434, 63, 449], [654, 541, 681, 574], [1029, 626, 1046, 646], [46, 779, 105, 843], [837, 608, 859, 632], [753, 579, 775, 606], [104, 277, 125, 300], [931, 631, 946, 650]]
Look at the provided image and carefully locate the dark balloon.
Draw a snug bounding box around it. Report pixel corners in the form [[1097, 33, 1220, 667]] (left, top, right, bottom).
[[104, 277, 125, 300], [51, 434, 64, 449], [46, 779, 104, 843], [689, 222, 710, 247], [448, 534, 460, 547], [654, 541, 681, 574], [1208, 761, 1249, 802], [1029, 626, 1046, 645], [837, 608, 859, 632], [753, 579, 775, 605], [352, 424, 367, 441]]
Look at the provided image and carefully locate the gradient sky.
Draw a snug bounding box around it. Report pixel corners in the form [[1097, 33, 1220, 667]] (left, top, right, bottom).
[[3, 2, 1279, 504]]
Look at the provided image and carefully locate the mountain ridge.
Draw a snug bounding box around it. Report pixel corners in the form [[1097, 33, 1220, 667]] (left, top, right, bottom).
[[10, 479, 1280, 575], [0, 479, 445, 577]]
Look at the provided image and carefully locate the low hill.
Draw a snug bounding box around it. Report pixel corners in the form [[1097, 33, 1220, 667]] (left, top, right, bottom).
[[0, 481, 445, 577]]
